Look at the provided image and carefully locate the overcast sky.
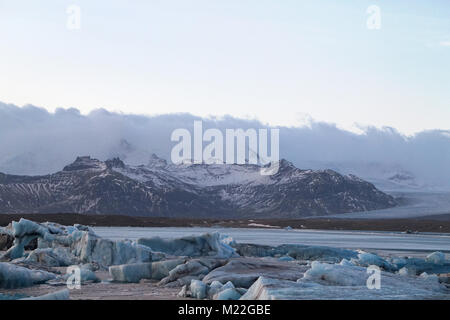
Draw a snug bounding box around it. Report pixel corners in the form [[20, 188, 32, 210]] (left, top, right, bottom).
[[0, 0, 449, 134]]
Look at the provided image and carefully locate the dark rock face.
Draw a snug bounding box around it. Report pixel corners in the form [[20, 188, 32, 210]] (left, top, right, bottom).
[[0, 156, 396, 218]]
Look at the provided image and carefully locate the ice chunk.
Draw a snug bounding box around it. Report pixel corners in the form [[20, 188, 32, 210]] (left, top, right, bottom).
[[242, 272, 446, 300], [241, 277, 306, 300], [202, 257, 307, 288], [12, 219, 53, 239], [109, 263, 152, 283], [234, 243, 357, 262], [278, 256, 295, 262], [25, 247, 78, 267], [190, 280, 207, 299], [214, 288, 242, 300], [206, 281, 224, 299], [158, 258, 224, 286], [398, 267, 416, 277], [353, 252, 396, 271], [390, 256, 450, 275], [1, 219, 157, 267], [79, 268, 99, 283], [4, 219, 73, 259], [73, 232, 157, 267], [0, 262, 56, 289], [222, 281, 235, 290], [150, 259, 187, 280], [419, 272, 439, 282], [220, 234, 236, 247], [301, 261, 444, 293], [302, 261, 366, 286], [339, 259, 354, 266], [426, 252, 445, 265], [137, 232, 238, 259]]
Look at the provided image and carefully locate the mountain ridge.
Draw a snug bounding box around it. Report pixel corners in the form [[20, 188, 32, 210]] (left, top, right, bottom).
[[0, 155, 397, 218]]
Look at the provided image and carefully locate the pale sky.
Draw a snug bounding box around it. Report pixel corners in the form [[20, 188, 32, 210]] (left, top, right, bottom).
[[0, 0, 449, 134]]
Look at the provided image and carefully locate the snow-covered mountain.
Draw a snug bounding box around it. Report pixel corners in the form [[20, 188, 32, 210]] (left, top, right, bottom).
[[0, 155, 396, 218]]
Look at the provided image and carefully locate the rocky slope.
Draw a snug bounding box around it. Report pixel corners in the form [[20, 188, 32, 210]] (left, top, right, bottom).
[[0, 155, 396, 218]]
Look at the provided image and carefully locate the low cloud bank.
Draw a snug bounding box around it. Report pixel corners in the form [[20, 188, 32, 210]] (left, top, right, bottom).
[[1, 102, 449, 188]]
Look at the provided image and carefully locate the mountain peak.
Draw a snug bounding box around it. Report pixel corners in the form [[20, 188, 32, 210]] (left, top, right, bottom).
[[105, 157, 125, 169], [148, 153, 168, 167], [63, 156, 107, 172]]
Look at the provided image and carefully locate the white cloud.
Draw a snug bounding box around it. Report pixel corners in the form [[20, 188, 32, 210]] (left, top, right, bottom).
[[439, 41, 450, 47]]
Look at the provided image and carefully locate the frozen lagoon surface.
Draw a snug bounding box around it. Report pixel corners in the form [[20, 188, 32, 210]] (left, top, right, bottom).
[[94, 227, 450, 254]]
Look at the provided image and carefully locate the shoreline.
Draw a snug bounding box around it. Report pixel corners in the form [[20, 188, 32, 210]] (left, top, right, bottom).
[[1, 213, 449, 233]]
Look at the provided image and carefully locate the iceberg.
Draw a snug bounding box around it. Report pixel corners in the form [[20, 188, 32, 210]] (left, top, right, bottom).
[[158, 258, 226, 286], [234, 243, 358, 262], [389, 256, 450, 275], [426, 252, 446, 265], [72, 232, 158, 267], [0, 262, 56, 289], [352, 252, 396, 271], [202, 257, 307, 288], [25, 247, 78, 267], [1, 219, 162, 268], [242, 270, 447, 300], [150, 259, 187, 280], [109, 263, 152, 283], [190, 279, 207, 299], [137, 232, 238, 259], [299, 261, 444, 294], [214, 288, 242, 300], [206, 280, 224, 299]]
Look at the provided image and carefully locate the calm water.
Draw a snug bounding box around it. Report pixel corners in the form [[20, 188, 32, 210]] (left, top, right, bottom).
[[93, 227, 450, 253]]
